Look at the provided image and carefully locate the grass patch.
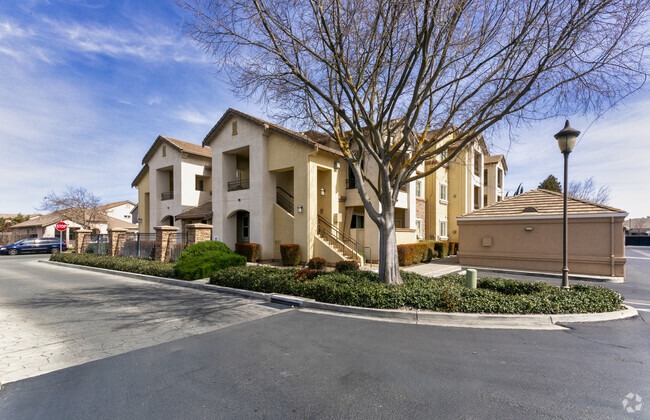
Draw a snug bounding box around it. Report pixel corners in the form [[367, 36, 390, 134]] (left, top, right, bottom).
[[209, 266, 624, 314]]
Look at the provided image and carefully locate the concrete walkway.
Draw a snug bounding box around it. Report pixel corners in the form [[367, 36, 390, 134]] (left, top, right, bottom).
[[401, 256, 464, 277]]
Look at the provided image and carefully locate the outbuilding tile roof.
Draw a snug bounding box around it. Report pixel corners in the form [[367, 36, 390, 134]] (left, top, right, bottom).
[[458, 189, 626, 219]]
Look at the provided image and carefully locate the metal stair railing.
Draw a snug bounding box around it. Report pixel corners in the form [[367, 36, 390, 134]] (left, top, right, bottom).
[[317, 216, 370, 263], [276, 187, 294, 215]]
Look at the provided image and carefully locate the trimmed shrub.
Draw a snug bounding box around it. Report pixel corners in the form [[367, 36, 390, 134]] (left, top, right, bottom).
[[295, 267, 322, 281], [50, 253, 176, 278], [420, 241, 438, 261], [307, 257, 327, 269], [176, 240, 246, 280], [209, 266, 625, 314], [335, 260, 360, 272], [280, 244, 301, 266], [397, 242, 428, 266], [447, 241, 458, 255], [235, 243, 261, 262], [434, 241, 450, 258]]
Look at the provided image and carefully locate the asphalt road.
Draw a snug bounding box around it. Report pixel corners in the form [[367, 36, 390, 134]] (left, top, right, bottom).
[[0, 251, 648, 419], [0, 254, 281, 384]]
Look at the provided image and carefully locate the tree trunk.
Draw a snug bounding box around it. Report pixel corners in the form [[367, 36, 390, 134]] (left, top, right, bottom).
[[377, 202, 402, 285]]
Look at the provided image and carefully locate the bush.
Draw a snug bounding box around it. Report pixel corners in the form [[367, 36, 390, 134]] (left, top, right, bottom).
[[420, 241, 438, 261], [397, 243, 428, 266], [295, 267, 322, 281], [235, 243, 261, 262], [50, 253, 176, 278], [176, 241, 246, 280], [280, 244, 301, 266], [433, 241, 450, 258], [209, 266, 624, 314], [307, 257, 327, 269], [335, 260, 359, 272], [447, 241, 458, 255]]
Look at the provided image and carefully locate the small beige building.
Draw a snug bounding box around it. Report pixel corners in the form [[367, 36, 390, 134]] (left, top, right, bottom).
[[457, 189, 627, 278]]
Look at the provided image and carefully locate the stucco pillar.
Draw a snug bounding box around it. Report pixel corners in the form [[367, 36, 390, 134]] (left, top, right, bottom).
[[187, 224, 213, 245], [76, 229, 92, 253], [107, 228, 127, 257], [154, 226, 179, 261]]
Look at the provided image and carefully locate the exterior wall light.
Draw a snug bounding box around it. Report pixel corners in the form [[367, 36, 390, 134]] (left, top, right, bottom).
[[297, 205, 303, 213], [333, 161, 341, 169], [320, 188, 326, 196]]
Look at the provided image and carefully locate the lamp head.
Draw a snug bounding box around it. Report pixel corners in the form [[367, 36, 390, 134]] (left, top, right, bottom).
[[554, 120, 580, 153]]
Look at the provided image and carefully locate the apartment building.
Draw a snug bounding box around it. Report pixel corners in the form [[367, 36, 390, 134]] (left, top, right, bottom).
[[131, 136, 212, 233], [424, 136, 507, 242], [132, 109, 506, 263]]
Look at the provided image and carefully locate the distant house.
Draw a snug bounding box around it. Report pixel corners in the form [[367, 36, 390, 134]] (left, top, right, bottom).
[[8, 201, 138, 241], [457, 189, 627, 278], [624, 217, 650, 236]]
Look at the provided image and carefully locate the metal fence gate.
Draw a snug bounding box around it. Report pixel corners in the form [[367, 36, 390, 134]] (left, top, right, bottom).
[[88, 233, 108, 255], [119, 233, 156, 259], [168, 232, 189, 262]]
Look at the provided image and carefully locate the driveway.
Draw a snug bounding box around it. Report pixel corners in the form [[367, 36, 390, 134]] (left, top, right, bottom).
[[0, 254, 282, 385]]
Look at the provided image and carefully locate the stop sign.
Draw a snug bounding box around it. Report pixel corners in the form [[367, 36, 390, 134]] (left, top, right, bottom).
[[55, 222, 68, 231]]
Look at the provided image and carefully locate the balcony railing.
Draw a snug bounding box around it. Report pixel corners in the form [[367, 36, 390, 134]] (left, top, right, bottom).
[[161, 191, 174, 201], [227, 178, 250, 191]]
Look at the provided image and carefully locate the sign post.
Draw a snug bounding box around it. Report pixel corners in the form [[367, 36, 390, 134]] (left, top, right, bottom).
[[55, 222, 68, 253]]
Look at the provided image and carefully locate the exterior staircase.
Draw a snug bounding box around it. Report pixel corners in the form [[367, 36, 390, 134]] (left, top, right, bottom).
[[317, 216, 366, 265]]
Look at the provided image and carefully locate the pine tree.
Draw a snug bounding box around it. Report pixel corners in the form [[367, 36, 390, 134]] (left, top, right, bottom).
[[539, 175, 562, 193]]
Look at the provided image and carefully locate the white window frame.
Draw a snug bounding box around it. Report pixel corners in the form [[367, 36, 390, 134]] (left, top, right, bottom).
[[415, 219, 423, 239], [439, 183, 448, 203], [439, 219, 448, 240]]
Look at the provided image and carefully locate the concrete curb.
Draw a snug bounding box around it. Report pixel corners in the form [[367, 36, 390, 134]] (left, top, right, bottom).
[[42, 260, 638, 330], [469, 266, 624, 283]]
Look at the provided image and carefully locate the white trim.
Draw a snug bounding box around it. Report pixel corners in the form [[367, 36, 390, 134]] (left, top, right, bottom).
[[457, 212, 628, 222], [439, 199, 448, 205]]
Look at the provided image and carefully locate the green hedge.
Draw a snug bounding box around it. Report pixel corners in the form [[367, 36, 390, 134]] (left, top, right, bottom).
[[176, 241, 246, 280], [50, 253, 176, 278], [209, 266, 624, 314]]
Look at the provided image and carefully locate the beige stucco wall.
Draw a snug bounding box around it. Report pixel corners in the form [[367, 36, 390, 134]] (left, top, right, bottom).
[[273, 203, 294, 259], [135, 168, 150, 233], [457, 216, 626, 277], [395, 228, 417, 245]]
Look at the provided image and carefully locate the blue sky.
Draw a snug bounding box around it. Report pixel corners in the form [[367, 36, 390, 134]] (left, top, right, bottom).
[[0, 1, 648, 218]]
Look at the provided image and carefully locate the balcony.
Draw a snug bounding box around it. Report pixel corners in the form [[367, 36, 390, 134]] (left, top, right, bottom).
[[228, 178, 250, 191], [161, 191, 174, 201]]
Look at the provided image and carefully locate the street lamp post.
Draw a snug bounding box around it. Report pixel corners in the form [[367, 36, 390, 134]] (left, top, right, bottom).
[[554, 120, 580, 290]]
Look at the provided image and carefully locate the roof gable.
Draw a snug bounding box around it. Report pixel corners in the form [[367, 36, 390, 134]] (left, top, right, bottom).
[[202, 108, 343, 157], [141, 135, 211, 164]]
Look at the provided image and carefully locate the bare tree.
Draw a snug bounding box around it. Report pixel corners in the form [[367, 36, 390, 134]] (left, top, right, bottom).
[[568, 177, 611, 204], [180, 0, 649, 283], [40, 186, 105, 229]]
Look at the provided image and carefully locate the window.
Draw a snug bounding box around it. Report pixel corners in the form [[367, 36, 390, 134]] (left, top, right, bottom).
[[497, 196, 502, 202], [232, 120, 238, 135], [441, 149, 448, 161], [498, 168, 503, 188], [474, 186, 480, 209], [350, 214, 364, 229], [474, 152, 481, 176], [162, 145, 166, 157], [440, 220, 448, 239], [415, 219, 423, 239], [439, 183, 448, 202], [195, 175, 205, 191], [484, 194, 488, 207], [415, 181, 422, 198], [484, 169, 488, 186]]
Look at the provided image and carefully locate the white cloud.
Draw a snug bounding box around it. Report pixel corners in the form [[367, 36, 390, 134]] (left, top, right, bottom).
[[147, 96, 162, 106], [176, 108, 214, 125]]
